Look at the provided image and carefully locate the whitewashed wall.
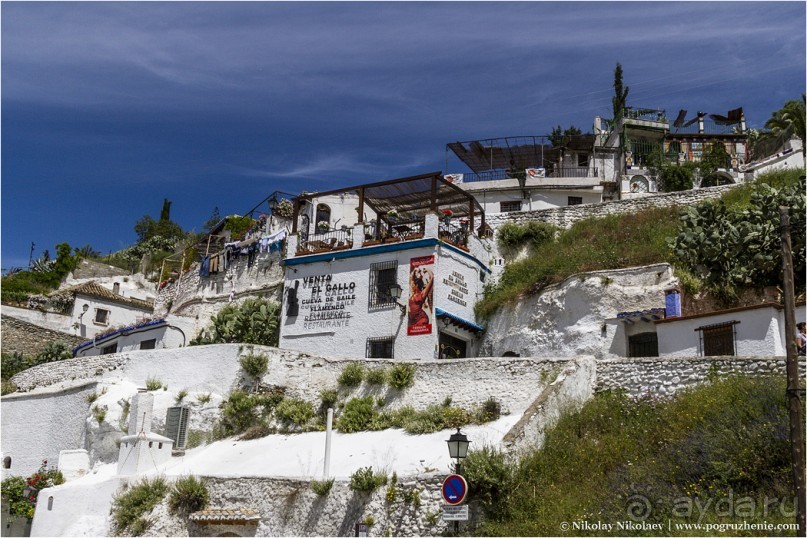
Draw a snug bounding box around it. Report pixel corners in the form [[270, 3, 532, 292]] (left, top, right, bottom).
[[74, 323, 187, 357], [281, 241, 487, 360], [71, 295, 152, 339], [1, 305, 76, 334], [656, 304, 806, 357]]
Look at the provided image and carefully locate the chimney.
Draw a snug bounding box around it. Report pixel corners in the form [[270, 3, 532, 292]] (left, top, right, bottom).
[[665, 288, 682, 318], [113, 282, 121, 295]]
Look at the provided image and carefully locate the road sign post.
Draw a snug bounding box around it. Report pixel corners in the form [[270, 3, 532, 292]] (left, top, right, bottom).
[[441, 474, 467, 505]]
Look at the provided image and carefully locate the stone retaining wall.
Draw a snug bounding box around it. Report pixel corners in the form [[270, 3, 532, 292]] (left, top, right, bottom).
[[9, 354, 129, 392], [0, 315, 85, 357], [149, 474, 463, 537], [486, 184, 738, 229], [596, 356, 805, 396]]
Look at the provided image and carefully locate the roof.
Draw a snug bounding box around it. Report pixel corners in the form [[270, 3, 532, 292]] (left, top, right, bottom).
[[189, 508, 261, 524], [435, 307, 485, 333], [73, 318, 166, 353], [292, 171, 484, 224], [616, 308, 667, 321], [51, 281, 154, 311], [654, 301, 802, 325], [447, 135, 595, 173]]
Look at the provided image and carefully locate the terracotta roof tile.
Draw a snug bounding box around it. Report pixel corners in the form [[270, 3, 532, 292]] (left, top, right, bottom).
[[51, 281, 154, 311], [189, 508, 261, 523]]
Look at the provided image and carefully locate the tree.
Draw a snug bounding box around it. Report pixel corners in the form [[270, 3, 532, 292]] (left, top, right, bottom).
[[202, 207, 222, 233], [190, 298, 280, 347], [765, 95, 806, 157], [159, 198, 172, 222], [612, 63, 629, 121], [549, 125, 583, 147]]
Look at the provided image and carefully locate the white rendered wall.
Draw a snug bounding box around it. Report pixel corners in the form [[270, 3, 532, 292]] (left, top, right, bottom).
[[75, 324, 186, 357], [656, 304, 806, 357], [467, 188, 603, 214], [70, 294, 152, 339], [280, 242, 487, 359], [30, 474, 120, 537], [0, 305, 76, 334]]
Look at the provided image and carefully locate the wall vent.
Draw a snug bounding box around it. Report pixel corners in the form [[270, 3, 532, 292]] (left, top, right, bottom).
[[165, 406, 190, 449]]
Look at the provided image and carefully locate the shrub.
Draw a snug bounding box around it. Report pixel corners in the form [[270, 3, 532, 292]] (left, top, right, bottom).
[[387, 363, 416, 390], [478, 397, 502, 422], [275, 398, 315, 430], [111, 476, 169, 535], [461, 446, 513, 520], [497, 221, 558, 250], [239, 352, 269, 380], [239, 424, 275, 440], [1, 352, 32, 380], [145, 376, 163, 391], [402, 488, 421, 508], [319, 389, 339, 414], [190, 297, 280, 346], [196, 392, 212, 405], [174, 389, 188, 404], [34, 342, 72, 364], [1, 461, 64, 520], [168, 475, 209, 515], [85, 391, 100, 404], [219, 390, 261, 435], [310, 478, 334, 496], [365, 368, 387, 386], [338, 363, 364, 387], [92, 405, 107, 424], [1, 380, 18, 396], [349, 467, 387, 492], [336, 396, 378, 433]]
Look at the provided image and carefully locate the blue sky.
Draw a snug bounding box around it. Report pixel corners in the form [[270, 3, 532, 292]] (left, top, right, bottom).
[[2, 2, 805, 270]]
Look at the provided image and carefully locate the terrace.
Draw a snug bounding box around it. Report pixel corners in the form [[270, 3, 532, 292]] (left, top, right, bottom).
[[290, 172, 486, 257], [445, 134, 599, 184]]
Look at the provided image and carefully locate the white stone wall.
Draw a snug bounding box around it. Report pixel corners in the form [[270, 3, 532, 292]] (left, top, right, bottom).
[[465, 186, 603, 215], [656, 304, 806, 357], [480, 264, 677, 359], [1, 382, 97, 478], [485, 184, 737, 230], [0, 305, 77, 334], [596, 356, 805, 396], [74, 323, 186, 357]]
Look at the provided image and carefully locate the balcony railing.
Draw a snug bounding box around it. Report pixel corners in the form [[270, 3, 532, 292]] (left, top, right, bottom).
[[460, 169, 509, 183], [297, 227, 353, 255], [546, 167, 598, 178], [623, 107, 667, 123], [363, 218, 426, 245], [438, 220, 469, 251]]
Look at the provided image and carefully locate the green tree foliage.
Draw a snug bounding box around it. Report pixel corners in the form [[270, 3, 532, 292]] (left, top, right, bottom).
[[548, 125, 583, 147], [190, 298, 280, 346], [110, 477, 168, 535], [670, 173, 805, 301], [611, 62, 629, 121], [167, 475, 209, 515], [765, 94, 806, 157], [202, 207, 222, 233]]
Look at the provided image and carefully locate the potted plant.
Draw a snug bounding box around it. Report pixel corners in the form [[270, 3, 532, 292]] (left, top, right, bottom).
[[387, 209, 399, 222], [316, 220, 330, 233], [441, 209, 453, 223]]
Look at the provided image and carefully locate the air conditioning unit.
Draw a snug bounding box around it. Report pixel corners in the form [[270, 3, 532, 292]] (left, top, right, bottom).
[[165, 406, 190, 449]]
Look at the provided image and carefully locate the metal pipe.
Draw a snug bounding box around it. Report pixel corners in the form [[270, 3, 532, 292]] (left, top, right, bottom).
[[324, 407, 333, 478]]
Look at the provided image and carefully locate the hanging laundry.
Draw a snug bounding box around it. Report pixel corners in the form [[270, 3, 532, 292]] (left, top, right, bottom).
[[199, 256, 210, 277]]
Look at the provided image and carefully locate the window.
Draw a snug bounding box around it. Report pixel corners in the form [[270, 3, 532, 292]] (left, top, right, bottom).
[[369, 261, 397, 308], [101, 343, 117, 355], [315, 203, 331, 229], [500, 201, 522, 213], [140, 339, 156, 350], [628, 332, 659, 357], [577, 153, 589, 167], [366, 336, 395, 359], [697, 321, 738, 356], [94, 308, 110, 325], [567, 196, 583, 206]]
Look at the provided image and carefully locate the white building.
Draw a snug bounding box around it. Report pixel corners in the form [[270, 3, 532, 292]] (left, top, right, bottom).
[[72, 318, 186, 357], [50, 281, 154, 339], [280, 173, 490, 360]]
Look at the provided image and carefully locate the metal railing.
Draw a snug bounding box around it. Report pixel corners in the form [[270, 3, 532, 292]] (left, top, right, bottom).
[[363, 219, 426, 243], [459, 169, 509, 183], [438, 220, 470, 250], [671, 119, 744, 135], [547, 167, 598, 178], [623, 107, 667, 122], [297, 227, 353, 254]]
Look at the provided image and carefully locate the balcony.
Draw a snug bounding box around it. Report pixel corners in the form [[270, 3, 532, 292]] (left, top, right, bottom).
[[362, 218, 426, 246], [296, 227, 353, 255]]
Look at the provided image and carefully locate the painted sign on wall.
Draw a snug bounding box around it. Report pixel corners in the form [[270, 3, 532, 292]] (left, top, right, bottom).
[[298, 274, 356, 330], [408, 255, 434, 336], [443, 270, 468, 307]]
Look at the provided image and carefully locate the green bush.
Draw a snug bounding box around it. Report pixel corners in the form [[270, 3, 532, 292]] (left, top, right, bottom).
[[1, 380, 18, 396], [196, 392, 212, 405], [275, 398, 315, 430], [319, 389, 339, 415], [219, 390, 261, 435], [365, 368, 387, 386], [497, 221, 558, 250], [337, 396, 378, 433], [310, 478, 335, 496], [34, 342, 73, 364], [338, 363, 365, 387], [174, 389, 188, 404], [1, 461, 64, 521], [349, 467, 387, 492], [110, 476, 169, 535], [461, 446, 513, 520], [239, 424, 275, 440], [387, 363, 416, 390], [239, 352, 269, 380], [190, 297, 280, 346], [2, 352, 31, 380], [168, 475, 209, 515], [145, 376, 163, 391], [477, 397, 502, 422]]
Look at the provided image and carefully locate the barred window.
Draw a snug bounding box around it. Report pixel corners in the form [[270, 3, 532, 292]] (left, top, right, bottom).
[[567, 196, 583, 206], [500, 201, 521, 213], [697, 321, 738, 356], [366, 336, 395, 359], [101, 343, 118, 355], [369, 261, 397, 308]]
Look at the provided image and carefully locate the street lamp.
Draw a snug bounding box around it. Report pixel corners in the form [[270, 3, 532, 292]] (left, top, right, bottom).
[[446, 428, 471, 474], [386, 283, 407, 313]]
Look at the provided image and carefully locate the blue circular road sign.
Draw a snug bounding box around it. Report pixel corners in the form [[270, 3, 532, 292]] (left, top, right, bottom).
[[441, 474, 467, 505]]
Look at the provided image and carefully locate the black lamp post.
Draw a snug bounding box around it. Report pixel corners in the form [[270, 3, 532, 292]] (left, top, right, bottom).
[[446, 428, 471, 474]]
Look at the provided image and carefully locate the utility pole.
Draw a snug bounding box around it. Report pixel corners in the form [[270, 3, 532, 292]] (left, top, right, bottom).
[[779, 206, 805, 533]]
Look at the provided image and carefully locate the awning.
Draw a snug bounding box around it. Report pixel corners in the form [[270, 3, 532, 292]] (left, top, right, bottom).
[[435, 308, 485, 334]]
